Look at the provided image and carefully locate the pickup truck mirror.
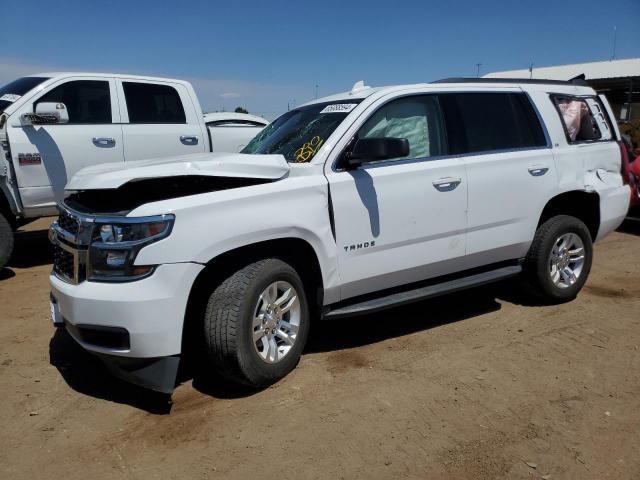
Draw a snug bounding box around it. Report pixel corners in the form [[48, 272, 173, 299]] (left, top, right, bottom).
[[344, 137, 410, 169], [21, 102, 69, 125]]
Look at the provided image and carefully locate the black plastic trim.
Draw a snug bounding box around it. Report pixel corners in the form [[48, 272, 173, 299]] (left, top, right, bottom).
[[433, 77, 590, 86], [324, 263, 522, 319]]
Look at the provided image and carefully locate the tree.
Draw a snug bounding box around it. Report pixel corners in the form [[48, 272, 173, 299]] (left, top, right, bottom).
[[234, 107, 249, 114]]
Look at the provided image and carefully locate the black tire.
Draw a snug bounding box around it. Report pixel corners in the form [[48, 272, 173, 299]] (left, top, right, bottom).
[[0, 212, 14, 269], [523, 215, 593, 303], [203, 258, 310, 387]]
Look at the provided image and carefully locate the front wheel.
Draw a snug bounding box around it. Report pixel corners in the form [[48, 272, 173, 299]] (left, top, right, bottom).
[[203, 258, 310, 387], [0, 212, 15, 268], [523, 215, 593, 303]]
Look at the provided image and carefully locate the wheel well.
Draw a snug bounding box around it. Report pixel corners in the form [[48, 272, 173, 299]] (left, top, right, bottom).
[[180, 238, 324, 364], [538, 191, 600, 240]]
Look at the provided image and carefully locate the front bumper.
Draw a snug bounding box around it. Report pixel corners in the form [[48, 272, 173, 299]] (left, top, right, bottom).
[[50, 262, 204, 391], [50, 262, 203, 358]]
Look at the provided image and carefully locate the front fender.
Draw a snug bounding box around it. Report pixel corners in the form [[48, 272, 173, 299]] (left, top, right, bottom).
[[132, 176, 341, 303]]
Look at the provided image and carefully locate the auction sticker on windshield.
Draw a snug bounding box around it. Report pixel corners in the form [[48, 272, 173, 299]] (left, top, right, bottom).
[[320, 103, 358, 114], [0, 94, 21, 102]]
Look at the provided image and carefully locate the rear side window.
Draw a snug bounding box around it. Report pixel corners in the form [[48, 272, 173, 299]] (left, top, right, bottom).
[[440, 92, 547, 155], [123, 82, 186, 124], [552, 95, 613, 143], [37, 80, 111, 124]]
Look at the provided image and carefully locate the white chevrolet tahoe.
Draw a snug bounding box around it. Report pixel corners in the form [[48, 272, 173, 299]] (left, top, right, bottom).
[[0, 73, 267, 266], [48, 78, 630, 393]]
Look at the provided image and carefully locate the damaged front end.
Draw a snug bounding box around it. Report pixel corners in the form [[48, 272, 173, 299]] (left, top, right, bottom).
[[50, 152, 291, 394], [63, 152, 291, 214]]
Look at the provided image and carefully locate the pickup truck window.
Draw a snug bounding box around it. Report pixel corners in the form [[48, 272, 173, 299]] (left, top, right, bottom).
[[0, 76, 49, 114], [123, 82, 186, 124], [37, 80, 111, 124], [242, 101, 361, 163], [357, 95, 447, 161], [440, 92, 547, 155]]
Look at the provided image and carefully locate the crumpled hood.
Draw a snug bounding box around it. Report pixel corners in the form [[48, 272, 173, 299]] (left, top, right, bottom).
[[66, 152, 290, 190]]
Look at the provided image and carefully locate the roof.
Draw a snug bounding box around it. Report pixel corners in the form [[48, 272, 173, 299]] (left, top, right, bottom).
[[203, 112, 269, 125], [27, 72, 191, 84], [299, 79, 594, 108], [484, 58, 640, 81]]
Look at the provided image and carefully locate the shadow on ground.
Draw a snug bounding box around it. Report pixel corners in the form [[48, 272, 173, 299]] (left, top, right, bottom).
[[618, 217, 640, 236], [49, 328, 173, 415], [48, 282, 519, 413], [1, 228, 53, 280]]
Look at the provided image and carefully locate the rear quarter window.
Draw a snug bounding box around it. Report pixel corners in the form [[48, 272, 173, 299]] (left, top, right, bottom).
[[551, 95, 614, 144]]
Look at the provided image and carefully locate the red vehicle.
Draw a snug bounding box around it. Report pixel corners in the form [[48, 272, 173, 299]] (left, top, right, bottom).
[[621, 138, 640, 216]]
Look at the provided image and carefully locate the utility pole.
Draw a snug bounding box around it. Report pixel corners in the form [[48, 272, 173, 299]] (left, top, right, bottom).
[[475, 63, 482, 78], [611, 26, 618, 61], [315, 84, 319, 99], [529, 61, 534, 79]]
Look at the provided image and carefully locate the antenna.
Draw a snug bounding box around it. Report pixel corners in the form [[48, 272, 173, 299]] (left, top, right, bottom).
[[611, 26, 617, 61], [350, 80, 370, 95]]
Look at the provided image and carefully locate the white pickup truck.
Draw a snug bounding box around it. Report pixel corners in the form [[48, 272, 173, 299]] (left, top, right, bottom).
[[0, 73, 268, 266]]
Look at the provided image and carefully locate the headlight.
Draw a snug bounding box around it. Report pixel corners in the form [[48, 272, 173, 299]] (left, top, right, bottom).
[[87, 214, 174, 282]]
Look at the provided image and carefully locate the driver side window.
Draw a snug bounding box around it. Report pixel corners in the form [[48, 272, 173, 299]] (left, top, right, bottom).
[[357, 95, 446, 162]]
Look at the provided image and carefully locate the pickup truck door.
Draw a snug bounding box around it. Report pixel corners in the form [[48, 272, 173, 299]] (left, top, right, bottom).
[[325, 94, 468, 300], [116, 80, 206, 161], [9, 77, 123, 211]]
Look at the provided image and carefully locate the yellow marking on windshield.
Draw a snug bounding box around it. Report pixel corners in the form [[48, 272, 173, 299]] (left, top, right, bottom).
[[294, 136, 324, 163]]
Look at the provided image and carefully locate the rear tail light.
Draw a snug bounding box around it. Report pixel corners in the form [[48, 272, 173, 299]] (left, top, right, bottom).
[[618, 140, 630, 185]]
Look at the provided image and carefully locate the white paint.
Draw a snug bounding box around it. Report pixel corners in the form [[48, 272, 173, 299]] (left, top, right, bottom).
[[49, 79, 630, 379]]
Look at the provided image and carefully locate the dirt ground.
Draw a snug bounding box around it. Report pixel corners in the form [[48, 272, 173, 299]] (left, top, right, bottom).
[[1, 217, 639, 480]]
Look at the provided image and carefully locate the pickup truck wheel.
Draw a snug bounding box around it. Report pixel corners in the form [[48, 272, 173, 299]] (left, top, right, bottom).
[[0, 212, 14, 268], [523, 215, 593, 303], [203, 258, 309, 387]]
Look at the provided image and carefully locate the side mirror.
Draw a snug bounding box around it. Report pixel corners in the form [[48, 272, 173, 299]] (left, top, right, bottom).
[[21, 102, 69, 125], [344, 137, 410, 169]]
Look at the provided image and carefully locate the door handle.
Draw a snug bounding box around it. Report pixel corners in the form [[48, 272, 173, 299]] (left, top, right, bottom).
[[92, 137, 115, 147], [180, 135, 199, 145], [528, 165, 549, 177], [432, 177, 462, 192]]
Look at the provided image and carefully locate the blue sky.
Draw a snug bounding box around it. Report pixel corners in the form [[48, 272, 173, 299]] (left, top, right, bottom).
[[2, 0, 639, 119]]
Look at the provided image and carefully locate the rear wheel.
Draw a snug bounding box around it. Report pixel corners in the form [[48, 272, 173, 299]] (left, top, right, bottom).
[[523, 215, 593, 303], [0, 212, 14, 268], [203, 258, 310, 387]]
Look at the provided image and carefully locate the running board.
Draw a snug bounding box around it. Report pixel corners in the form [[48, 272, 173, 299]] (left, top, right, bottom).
[[324, 265, 522, 319]]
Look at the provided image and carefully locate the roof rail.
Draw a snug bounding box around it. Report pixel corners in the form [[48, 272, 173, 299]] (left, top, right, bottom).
[[432, 77, 590, 86]]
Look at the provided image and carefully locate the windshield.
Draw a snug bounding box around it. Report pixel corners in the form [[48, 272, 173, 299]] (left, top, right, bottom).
[[0, 77, 49, 115], [241, 101, 361, 162]]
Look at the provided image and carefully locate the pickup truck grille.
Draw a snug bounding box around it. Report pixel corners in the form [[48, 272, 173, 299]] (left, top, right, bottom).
[[53, 244, 76, 282]]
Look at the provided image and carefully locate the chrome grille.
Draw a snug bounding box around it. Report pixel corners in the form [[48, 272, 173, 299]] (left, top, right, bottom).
[[50, 205, 93, 284], [53, 244, 76, 282], [57, 210, 80, 236]]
